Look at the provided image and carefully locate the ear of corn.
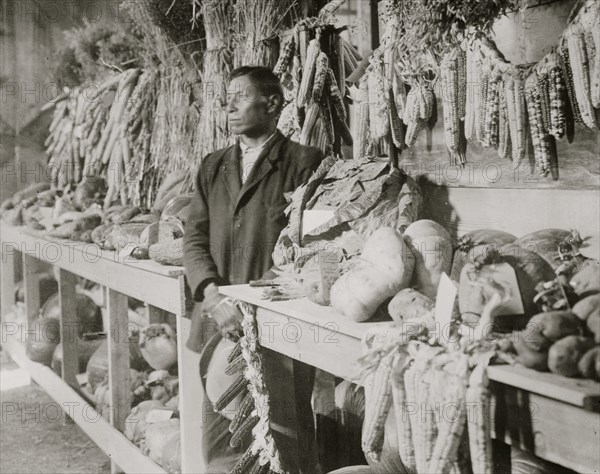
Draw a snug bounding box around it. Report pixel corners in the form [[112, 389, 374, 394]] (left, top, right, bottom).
[[440, 49, 465, 165], [362, 351, 395, 462], [391, 353, 415, 473], [456, 46, 467, 121], [229, 392, 255, 434], [367, 61, 390, 140], [312, 52, 330, 102], [299, 102, 320, 145], [328, 68, 347, 122], [566, 26, 597, 129], [214, 373, 247, 412], [483, 76, 500, 148], [498, 82, 512, 161], [503, 72, 527, 167], [466, 363, 493, 474], [297, 37, 321, 107], [525, 72, 551, 176], [354, 78, 370, 161], [230, 414, 260, 448], [225, 354, 246, 376], [273, 35, 296, 77], [230, 446, 259, 474], [548, 61, 567, 139], [465, 40, 481, 140], [478, 69, 489, 143], [537, 71, 551, 132], [559, 45, 585, 124], [388, 88, 406, 150]]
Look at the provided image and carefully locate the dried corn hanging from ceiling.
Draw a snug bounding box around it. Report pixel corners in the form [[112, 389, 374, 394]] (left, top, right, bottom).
[[440, 48, 465, 166], [566, 24, 597, 129], [367, 59, 391, 141], [503, 69, 527, 168], [525, 72, 551, 176], [464, 39, 481, 140]]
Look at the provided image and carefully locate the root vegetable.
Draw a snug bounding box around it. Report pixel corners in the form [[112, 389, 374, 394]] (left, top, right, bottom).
[[527, 311, 582, 342], [513, 335, 549, 371], [578, 347, 600, 380]]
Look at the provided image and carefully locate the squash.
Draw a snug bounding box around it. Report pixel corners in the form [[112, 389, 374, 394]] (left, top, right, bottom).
[[51, 337, 104, 374], [331, 228, 415, 322], [450, 229, 517, 282], [140, 221, 183, 248], [152, 170, 187, 212], [15, 272, 57, 306], [547, 336, 595, 377], [569, 259, 600, 296], [161, 194, 193, 224], [26, 317, 61, 366], [526, 311, 582, 342], [403, 219, 451, 242], [387, 288, 434, 323], [404, 232, 453, 299], [578, 347, 600, 380], [514, 228, 583, 271], [149, 238, 183, 266], [143, 419, 181, 464]]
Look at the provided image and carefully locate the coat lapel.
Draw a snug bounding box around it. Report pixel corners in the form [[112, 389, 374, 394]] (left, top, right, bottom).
[[234, 132, 287, 213], [221, 145, 242, 203]]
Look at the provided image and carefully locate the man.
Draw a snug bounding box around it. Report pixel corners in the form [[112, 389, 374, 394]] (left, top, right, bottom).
[[183, 66, 324, 472]]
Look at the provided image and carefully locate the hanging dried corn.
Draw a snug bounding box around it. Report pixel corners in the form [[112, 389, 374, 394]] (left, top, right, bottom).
[[354, 78, 370, 160], [297, 32, 322, 107], [403, 85, 424, 147], [466, 360, 493, 474], [503, 70, 527, 167], [367, 59, 390, 141], [440, 48, 465, 165], [478, 61, 490, 143], [546, 54, 567, 139], [525, 72, 551, 176], [483, 67, 501, 148], [559, 44, 585, 124], [312, 52, 330, 102], [273, 35, 296, 77], [566, 25, 596, 129], [465, 39, 481, 140], [588, 5, 600, 108], [498, 81, 512, 161]]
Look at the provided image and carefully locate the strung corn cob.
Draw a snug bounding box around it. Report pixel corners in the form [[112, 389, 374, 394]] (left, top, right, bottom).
[[228, 341, 243, 364], [320, 100, 335, 146], [354, 78, 370, 160], [230, 415, 260, 448], [419, 84, 434, 122], [328, 68, 347, 122], [548, 62, 567, 138], [297, 35, 321, 107], [589, 8, 600, 108], [229, 392, 255, 434], [362, 351, 395, 462], [367, 61, 390, 140], [277, 101, 302, 140], [537, 70, 551, 132], [559, 45, 584, 124], [299, 102, 320, 145], [440, 49, 465, 165], [498, 83, 512, 160], [478, 67, 489, 142], [525, 72, 551, 176], [390, 353, 415, 473], [466, 363, 493, 474], [404, 361, 421, 473], [456, 46, 467, 121], [225, 355, 246, 376], [273, 35, 295, 77], [404, 89, 424, 147], [214, 374, 247, 412], [426, 358, 468, 474], [464, 40, 480, 140], [503, 72, 527, 167], [483, 73, 500, 148], [312, 52, 329, 102], [566, 25, 597, 129], [392, 67, 407, 121], [230, 446, 259, 474], [388, 88, 406, 150]]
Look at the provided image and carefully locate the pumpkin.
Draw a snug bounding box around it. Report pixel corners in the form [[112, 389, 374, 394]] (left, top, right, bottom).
[[548, 336, 595, 377], [41, 293, 103, 337], [515, 228, 583, 271], [25, 317, 61, 365], [387, 288, 434, 323], [331, 228, 415, 322], [450, 229, 517, 282], [15, 272, 57, 306]]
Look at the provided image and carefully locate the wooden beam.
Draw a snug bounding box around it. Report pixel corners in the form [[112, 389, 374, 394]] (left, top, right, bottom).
[[22, 253, 42, 324], [0, 242, 17, 317], [58, 269, 79, 390]]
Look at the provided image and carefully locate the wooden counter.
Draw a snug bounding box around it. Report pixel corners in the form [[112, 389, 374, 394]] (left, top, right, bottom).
[[220, 284, 600, 474]]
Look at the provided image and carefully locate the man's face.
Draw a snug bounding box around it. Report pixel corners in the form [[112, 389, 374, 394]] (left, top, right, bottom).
[[226, 75, 272, 137]]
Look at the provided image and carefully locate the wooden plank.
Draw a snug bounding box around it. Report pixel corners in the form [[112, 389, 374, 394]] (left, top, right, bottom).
[[0, 242, 17, 317], [22, 253, 42, 324], [487, 365, 600, 411], [58, 269, 79, 389], [2, 333, 166, 474], [175, 315, 207, 474], [491, 383, 600, 474], [0, 225, 185, 314], [106, 289, 130, 434]]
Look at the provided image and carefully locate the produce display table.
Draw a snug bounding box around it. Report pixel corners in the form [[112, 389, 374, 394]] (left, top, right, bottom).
[[0, 224, 206, 474], [220, 284, 600, 474]]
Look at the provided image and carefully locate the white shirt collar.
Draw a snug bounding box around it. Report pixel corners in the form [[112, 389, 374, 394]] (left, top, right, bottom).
[[238, 131, 277, 154]]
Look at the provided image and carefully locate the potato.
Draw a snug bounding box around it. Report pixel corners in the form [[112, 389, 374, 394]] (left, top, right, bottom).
[[578, 347, 600, 380], [548, 336, 595, 377], [518, 324, 552, 352], [388, 288, 434, 323], [570, 259, 600, 296], [527, 311, 582, 342], [572, 294, 600, 322], [513, 335, 549, 371]]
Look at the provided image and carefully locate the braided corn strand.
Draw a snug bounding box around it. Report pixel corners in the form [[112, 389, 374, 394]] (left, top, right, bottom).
[[548, 62, 567, 139], [525, 72, 551, 176], [440, 49, 464, 165]]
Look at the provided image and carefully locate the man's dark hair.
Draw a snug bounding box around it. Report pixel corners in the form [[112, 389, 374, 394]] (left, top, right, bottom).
[[229, 66, 284, 112]]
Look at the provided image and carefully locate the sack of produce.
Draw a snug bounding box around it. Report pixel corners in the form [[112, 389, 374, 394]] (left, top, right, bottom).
[[41, 292, 103, 337], [26, 317, 61, 365], [139, 324, 178, 370]]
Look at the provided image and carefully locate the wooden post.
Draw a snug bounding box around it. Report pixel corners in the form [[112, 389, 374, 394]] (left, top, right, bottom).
[[0, 243, 17, 317], [22, 254, 42, 325], [58, 269, 79, 389], [106, 288, 130, 474]]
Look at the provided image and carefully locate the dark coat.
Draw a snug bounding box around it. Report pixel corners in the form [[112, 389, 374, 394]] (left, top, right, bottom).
[[183, 131, 323, 300]]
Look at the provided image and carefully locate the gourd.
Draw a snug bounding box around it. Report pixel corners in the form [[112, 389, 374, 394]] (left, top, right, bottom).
[[404, 220, 453, 299], [450, 229, 517, 281], [331, 227, 415, 322], [26, 317, 61, 366]]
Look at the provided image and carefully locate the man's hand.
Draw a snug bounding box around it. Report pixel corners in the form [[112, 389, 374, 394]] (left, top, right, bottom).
[[202, 283, 243, 339]]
